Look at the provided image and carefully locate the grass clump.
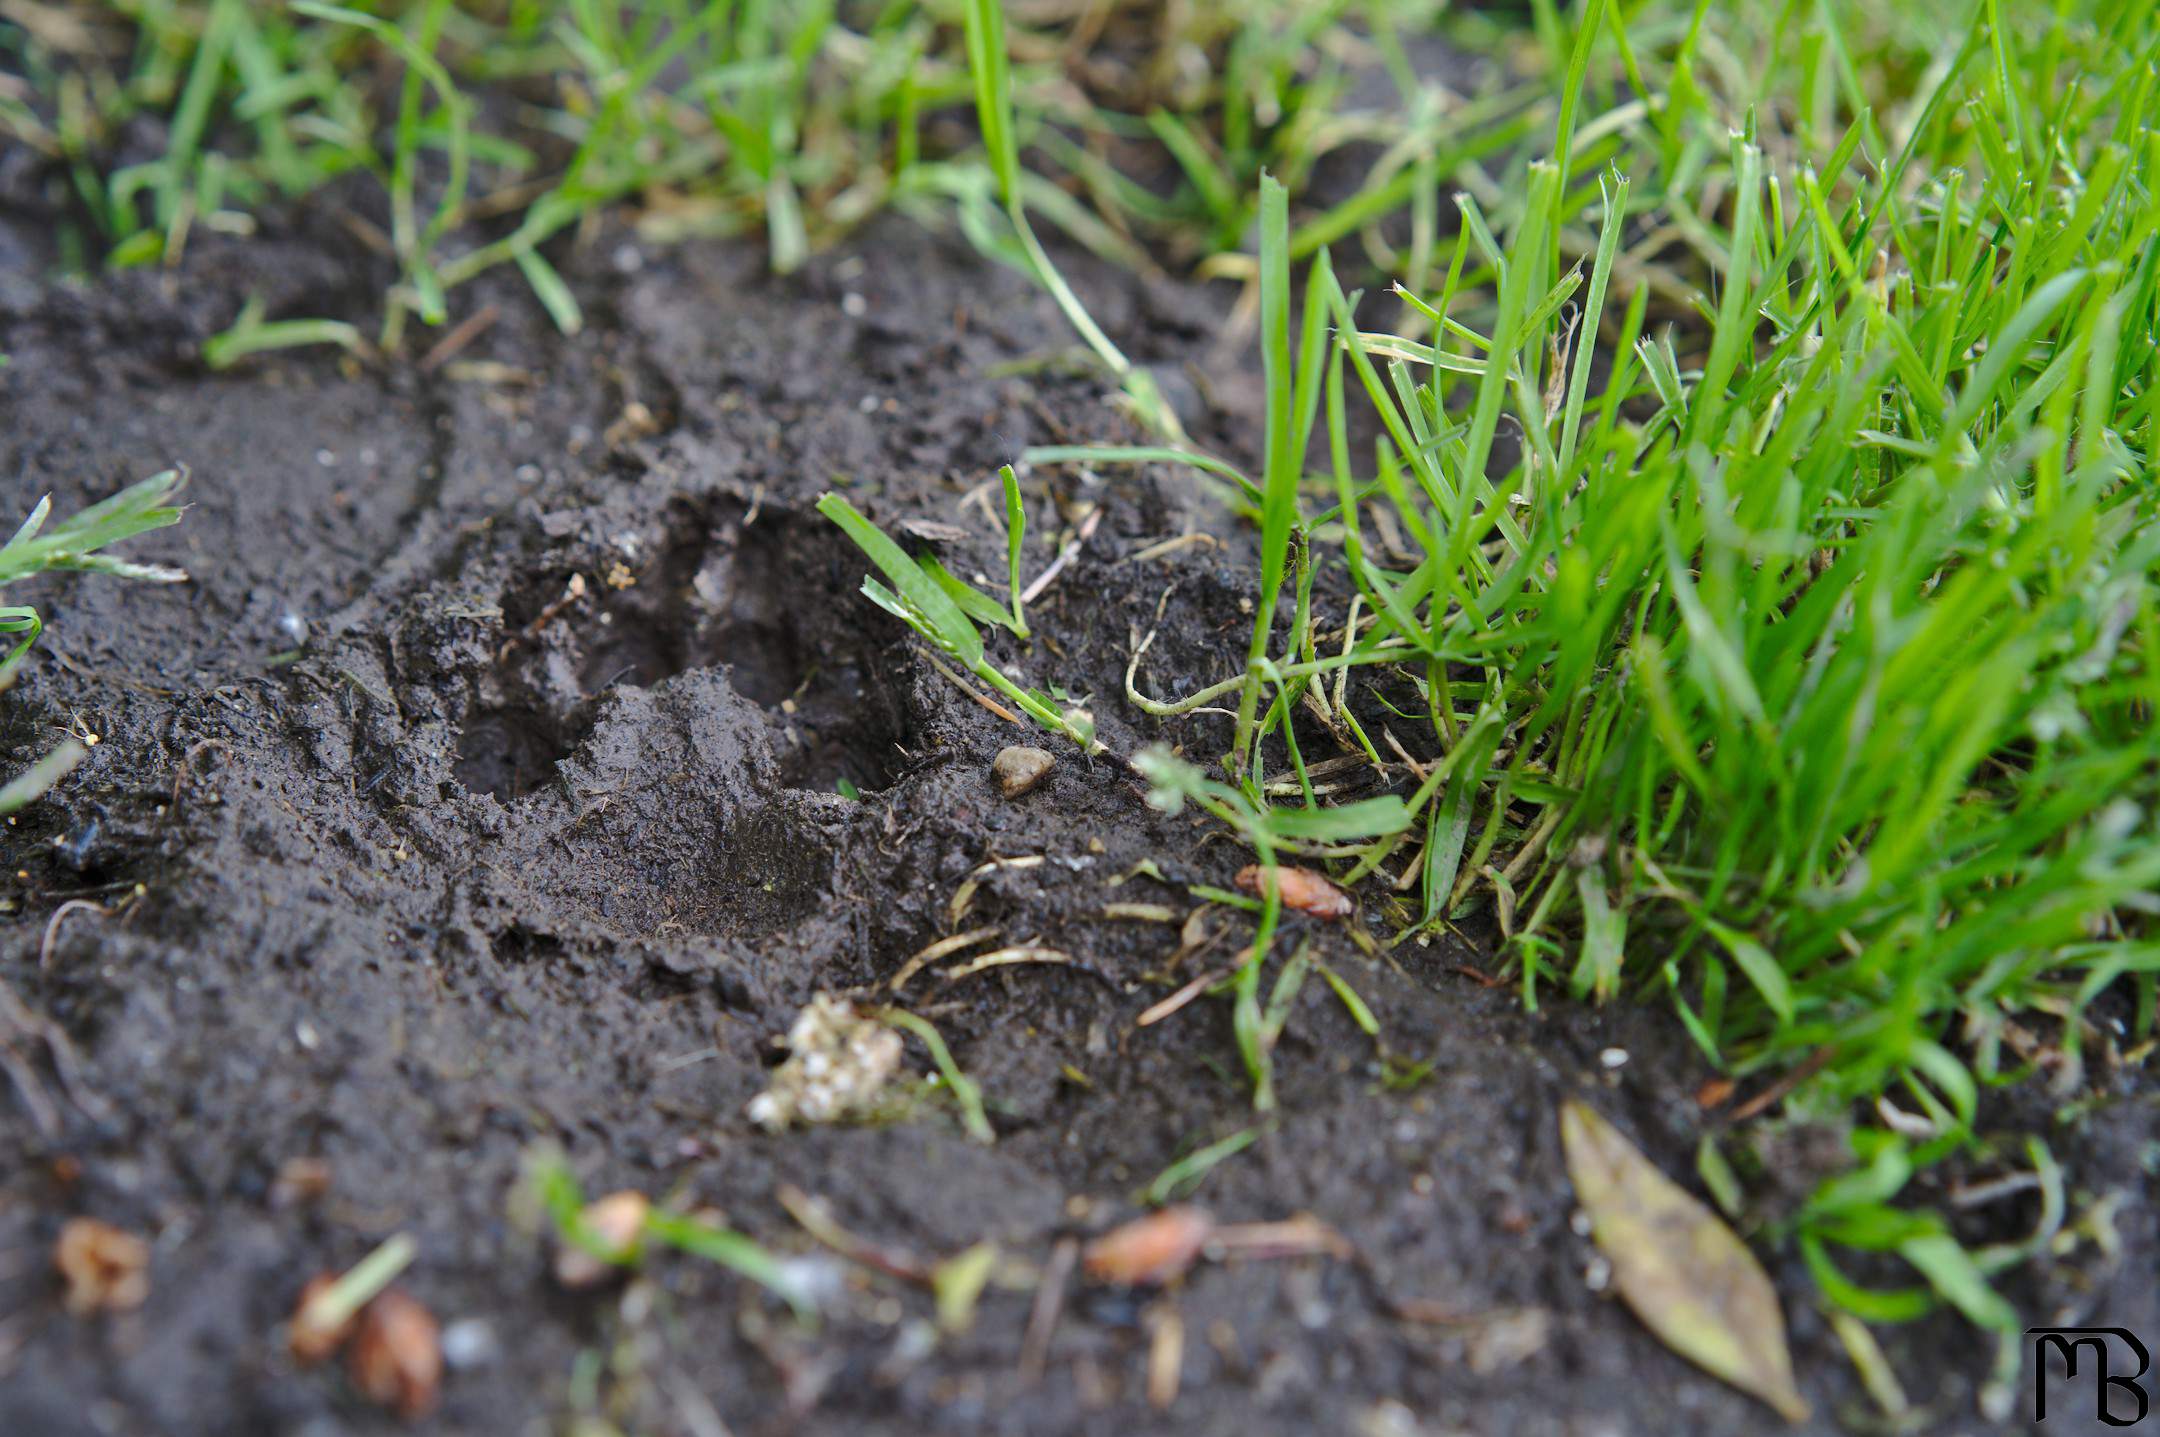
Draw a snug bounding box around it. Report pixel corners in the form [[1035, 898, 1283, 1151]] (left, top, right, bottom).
[[1035, 0, 2159, 1351], [817, 478, 1102, 755], [1, 1, 1527, 384], [5, 1, 969, 346], [0, 471, 188, 815]]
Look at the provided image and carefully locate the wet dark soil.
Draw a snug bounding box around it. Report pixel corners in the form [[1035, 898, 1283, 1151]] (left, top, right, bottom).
[[0, 200, 2153, 1437]]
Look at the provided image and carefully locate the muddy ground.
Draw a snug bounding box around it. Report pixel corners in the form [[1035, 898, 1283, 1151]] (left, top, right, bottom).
[[0, 187, 2153, 1437]]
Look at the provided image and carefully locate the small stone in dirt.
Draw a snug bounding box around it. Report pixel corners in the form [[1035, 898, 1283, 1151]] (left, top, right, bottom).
[[348, 1288, 442, 1420], [993, 746, 1055, 798], [747, 995, 903, 1131], [439, 1317, 500, 1370], [54, 1217, 150, 1315]]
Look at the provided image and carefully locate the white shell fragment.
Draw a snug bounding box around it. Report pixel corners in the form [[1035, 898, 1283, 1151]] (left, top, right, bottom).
[[993, 746, 1055, 798], [747, 995, 903, 1131]]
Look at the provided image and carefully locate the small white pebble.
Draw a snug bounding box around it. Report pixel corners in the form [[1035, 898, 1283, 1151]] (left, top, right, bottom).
[[1569, 1209, 1592, 1237], [315, 449, 338, 467], [840, 292, 867, 318], [440, 1318, 499, 1370], [1599, 1047, 1629, 1069], [857, 394, 878, 413], [1584, 1255, 1612, 1292]]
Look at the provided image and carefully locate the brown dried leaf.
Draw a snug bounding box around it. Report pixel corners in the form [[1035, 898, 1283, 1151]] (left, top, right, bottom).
[[1560, 1101, 1809, 1424], [1234, 864, 1352, 919], [348, 1288, 442, 1420], [53, 1217, 150, 1316], [1083, 1207, 1215, 1287]]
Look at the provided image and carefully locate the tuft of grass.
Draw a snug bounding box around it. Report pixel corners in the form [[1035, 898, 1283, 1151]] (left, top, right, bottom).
[[1043, 0, 2160, 1349], [7, 1, 1533, 372], [816, 487, 1101, 755], [1135, 747, 1409, 1109], [0, 470, 189, 815], [7, 1, 964, 339], [874, 1005, 995, 1144]]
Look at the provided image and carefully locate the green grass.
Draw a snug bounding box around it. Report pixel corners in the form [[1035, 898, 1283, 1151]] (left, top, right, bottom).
[[1032, 0, 2158, 1360], [526, 1145, 812, 1318], [14, 0, 2159, 1369], [816, 484, 1103, 753], [0, 471, 189, 815], [3, 2, 1530, 374]]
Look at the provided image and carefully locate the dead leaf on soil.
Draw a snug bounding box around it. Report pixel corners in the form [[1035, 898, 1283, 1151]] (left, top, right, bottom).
[[1560, 1100, 1810, 1424], [1234, 864, 1352, 919], [1083, 1207, 1216, 1286], [348, 1287, 442, 1420]]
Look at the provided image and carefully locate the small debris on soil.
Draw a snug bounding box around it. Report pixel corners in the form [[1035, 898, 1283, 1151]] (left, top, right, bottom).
[[439, 1317, 501, 1371], [348, 1288, 443, 1421], [288, 1274, 353, 1363], [554, 1189, 651, 1289], [1083, 1207, 1215, 1287], [993, 745, 1056, 798], [748, 995, 904, 1130], [1561, 1101, 1810, 1424], [1207, 1214, 1352, 1262], [1462, 1306, 1554, 1375], [269, 1156, 333, 1208], [1235, 864, 1352, 919], [1145, 1301, 1184, 1408], [53, 1218, 150, 1316], [286, 1233, 419, 1369]]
